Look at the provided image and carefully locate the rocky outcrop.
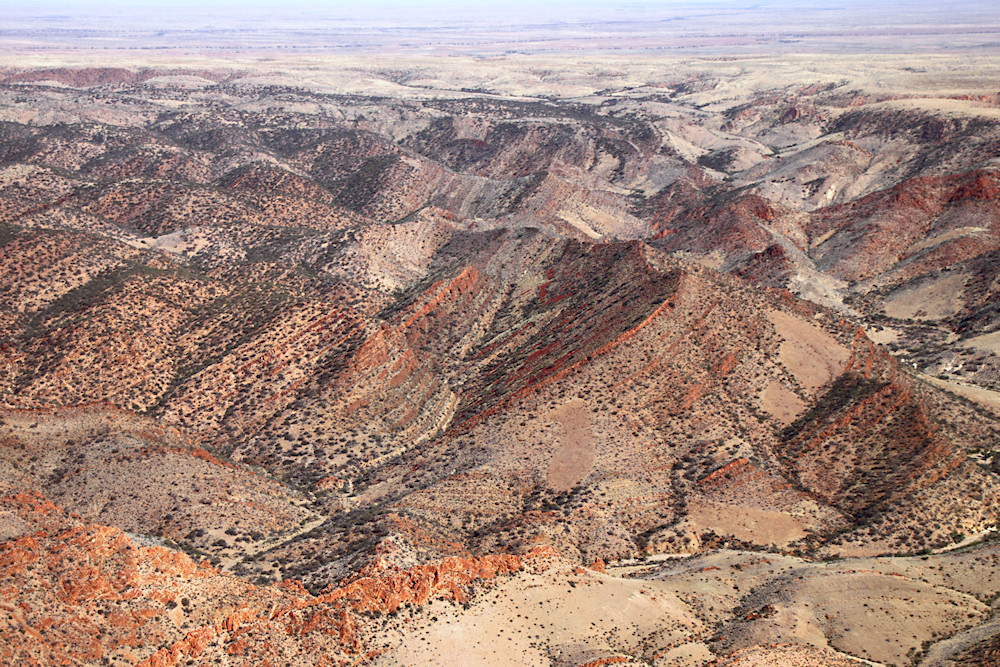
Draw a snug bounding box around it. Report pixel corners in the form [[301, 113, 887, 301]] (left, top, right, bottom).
[[808, 170, 1000, 281], [454, 240, 681, 428], [650, 186, 782, 258], [735, 244, 795, 287], [776, 374, 969, 518], [2, 485, 553, 667], [139, 547, 555, 666], [284, 546, 553, 614]]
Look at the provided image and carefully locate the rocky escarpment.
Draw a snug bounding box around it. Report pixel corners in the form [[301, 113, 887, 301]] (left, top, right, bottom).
[[454, 239, 681, 428], [807, 169, 1000, 282], [0, 487, 554, 667]]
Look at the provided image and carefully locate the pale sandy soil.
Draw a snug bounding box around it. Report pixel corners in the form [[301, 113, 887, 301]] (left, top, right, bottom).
[[767, 310, 850, 393], [685, 498, 810, 547], [651, 548, 999, 667], [934, 526, 998, 554], [918, 614, 1000, 666], [786, 265, 851, 313], [126, 228, 213, 255], [864, 326, 900, 345], [906, 229, 989, 256], [0, 511, 33, 540], [873, 97, 1000, 120], [555, 209, 604, 240], [546, 399, 596, 492], [218, 511, 327, 573], [759, 380, 806, 426], [710, 644, 856, 667], [377, 543, 1000, 667], [920, 373, 1000, 416], [377, 561, 704, 666], [959, 330, 1000, 354], [884, 273, 968, 321], [3, 52, 1000, 108]]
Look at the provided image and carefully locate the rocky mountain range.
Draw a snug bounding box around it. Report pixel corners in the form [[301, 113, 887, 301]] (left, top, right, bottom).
[[2, 54, 1000, 666]]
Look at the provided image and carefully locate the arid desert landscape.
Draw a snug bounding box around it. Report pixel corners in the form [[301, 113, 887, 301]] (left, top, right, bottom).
[[2, 2, 1000, 665]]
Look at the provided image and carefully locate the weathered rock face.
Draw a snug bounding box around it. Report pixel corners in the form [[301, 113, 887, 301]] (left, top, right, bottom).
[[650, 187, 782, 260], [0, 487, 553, 667], [777, 375, 957, 509], [807, 170, 1000, 282], [955, 634, 1000, 666], [735, 244, 795, 287], [324, 548, 548, 612], [452, 240, 681, 428], [0, 491, 210, 666], [265, 545, 558, 642]]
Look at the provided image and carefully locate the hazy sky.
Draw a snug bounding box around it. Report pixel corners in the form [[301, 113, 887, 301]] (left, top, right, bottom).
[[5, 1, 794, 29], [13, 0, 706, 9], [15, 0, 724, 6], [6, 1, 935, 28], [6, 0, 997, 55], [12, 0, 991, 18], [3, 0, 856, 16]]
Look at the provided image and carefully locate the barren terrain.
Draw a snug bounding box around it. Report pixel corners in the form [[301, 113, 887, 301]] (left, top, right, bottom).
[[1, 5, 999, 662]]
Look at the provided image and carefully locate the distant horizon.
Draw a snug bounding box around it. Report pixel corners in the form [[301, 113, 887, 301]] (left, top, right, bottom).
[[4, 0, 1000, 57], [9, 0, 998, 20]]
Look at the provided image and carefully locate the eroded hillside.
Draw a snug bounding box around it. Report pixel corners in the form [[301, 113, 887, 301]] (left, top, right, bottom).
[[2, 57, 999, 666]]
